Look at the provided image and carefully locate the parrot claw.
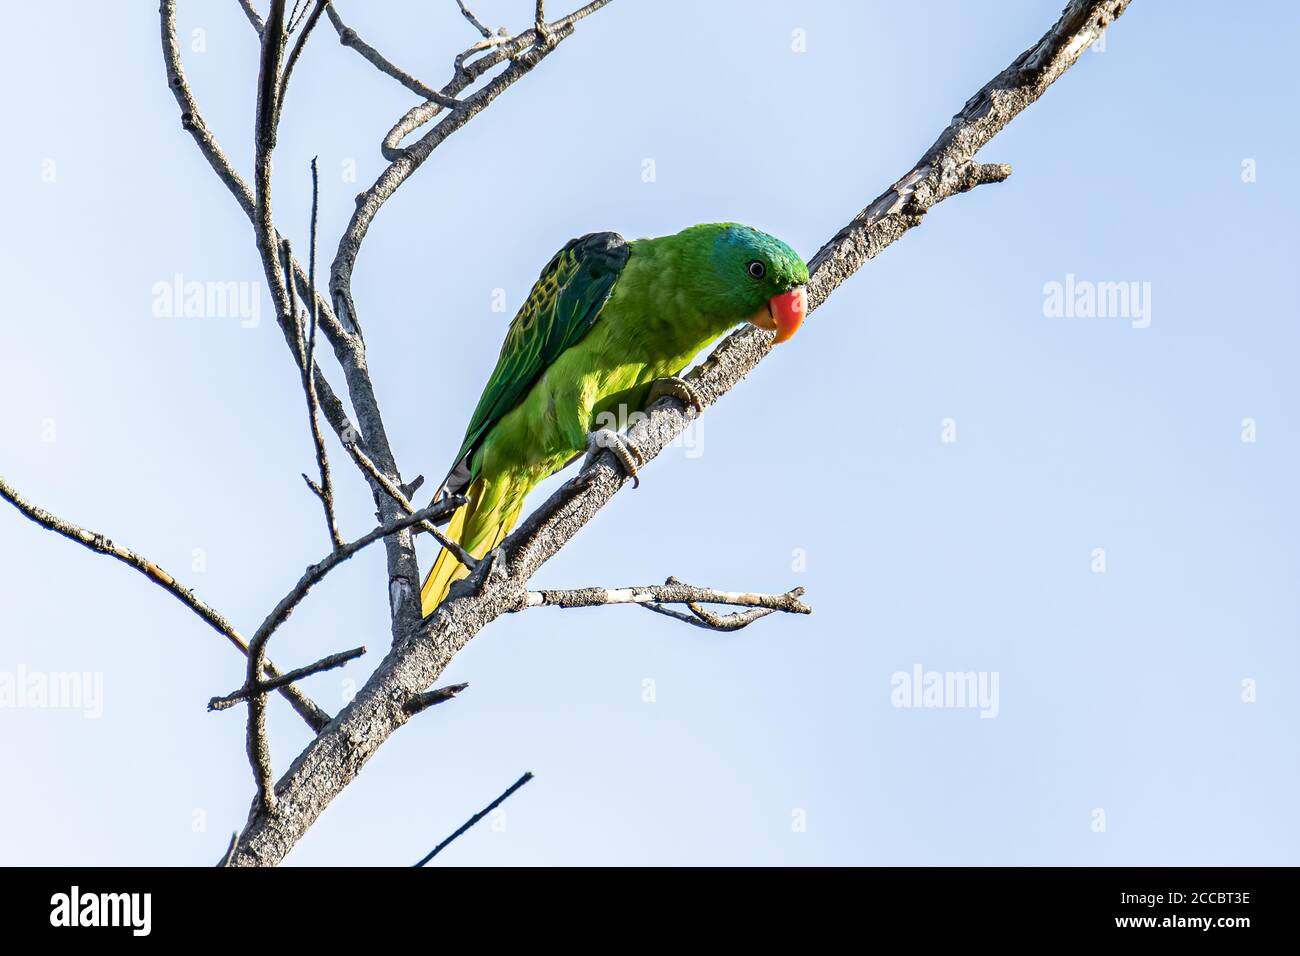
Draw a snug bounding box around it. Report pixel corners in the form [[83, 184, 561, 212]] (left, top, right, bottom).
[[585, 428, 644, 488], [648, 375, 704, 417]]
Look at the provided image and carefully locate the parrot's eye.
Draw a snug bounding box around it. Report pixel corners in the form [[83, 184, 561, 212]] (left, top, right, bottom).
[[746, 260, 767, 280]]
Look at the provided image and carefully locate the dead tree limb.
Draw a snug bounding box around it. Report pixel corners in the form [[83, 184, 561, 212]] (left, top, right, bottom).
[[527, 578, 810, 632], [324, 5, 460, 108], [210, 646, 367, 712], [240, 495, 463, 812], [0, 473, 330, 731]]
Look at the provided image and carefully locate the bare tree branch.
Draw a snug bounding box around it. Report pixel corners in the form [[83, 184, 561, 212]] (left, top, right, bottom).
[[302, 158, 342, 548], [342, 453, 479, 570], [641, 602, 780, 632], [282, 162, 344, 549], [413, 771, 534, 866], [524, 578, 809, 613], [456, 0, 496, 40], [239, 495, 463, 811], [254, 1, 288, 152], [0, 472, 330, 732], [380, 1, 611, 161], [221, 0, 1130, 866], [287, 0, 314, 36], [246, 498, 464, 660], [283, 239, 344, 550], [331, 0, 614, 324], [324, 5, 460, 108], [238, 0, 264, 35], [525, 577, 810, 633], [210, 645, 366, 711]]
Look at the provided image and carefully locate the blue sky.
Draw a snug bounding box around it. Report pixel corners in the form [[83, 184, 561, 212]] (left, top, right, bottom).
[[1, 0, 1297, 865]]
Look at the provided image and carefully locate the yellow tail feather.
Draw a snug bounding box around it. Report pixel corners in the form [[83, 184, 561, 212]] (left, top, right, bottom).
[[420, 499, 471, 616], [419, 481, 525, 617]]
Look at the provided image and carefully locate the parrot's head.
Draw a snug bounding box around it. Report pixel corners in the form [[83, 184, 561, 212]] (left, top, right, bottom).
[[696, 223, 809, 343]]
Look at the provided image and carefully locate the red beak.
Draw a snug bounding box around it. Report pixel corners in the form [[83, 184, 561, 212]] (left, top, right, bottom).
[[766, 286, 807, 344]]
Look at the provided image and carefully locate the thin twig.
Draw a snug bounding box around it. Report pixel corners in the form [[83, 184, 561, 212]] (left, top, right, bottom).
[[238, 0, 264, 34], [277, 0, 329, 122], [325, 5, 460, 108], [331, 0, 615, 335], [304, 159, 341, 548], [280, 238, 302, 354], [287, 0, 312, 34], [642, 602, 777, 632], [283, 167, 343, 549], [210, 645, 366, 711], [0, 473, 329, 732], [456, 0, 495, 39], [246, 500, 463, 666], [308, 156, 321, 367], [381, 1, 613, 160], [343, 441, 478, 570], [413, 772, 534, 866]]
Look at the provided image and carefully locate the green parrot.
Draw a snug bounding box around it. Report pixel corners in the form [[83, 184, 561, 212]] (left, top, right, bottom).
[[420, 222, 809, 615]]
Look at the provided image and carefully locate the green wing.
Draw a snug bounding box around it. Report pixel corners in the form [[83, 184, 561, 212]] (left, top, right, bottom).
[[439, 232, 630, 497]]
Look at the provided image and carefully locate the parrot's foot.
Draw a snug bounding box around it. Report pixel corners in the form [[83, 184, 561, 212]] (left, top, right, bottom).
[[648, 375, 705, 418], [585, 428, 644, 488]]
